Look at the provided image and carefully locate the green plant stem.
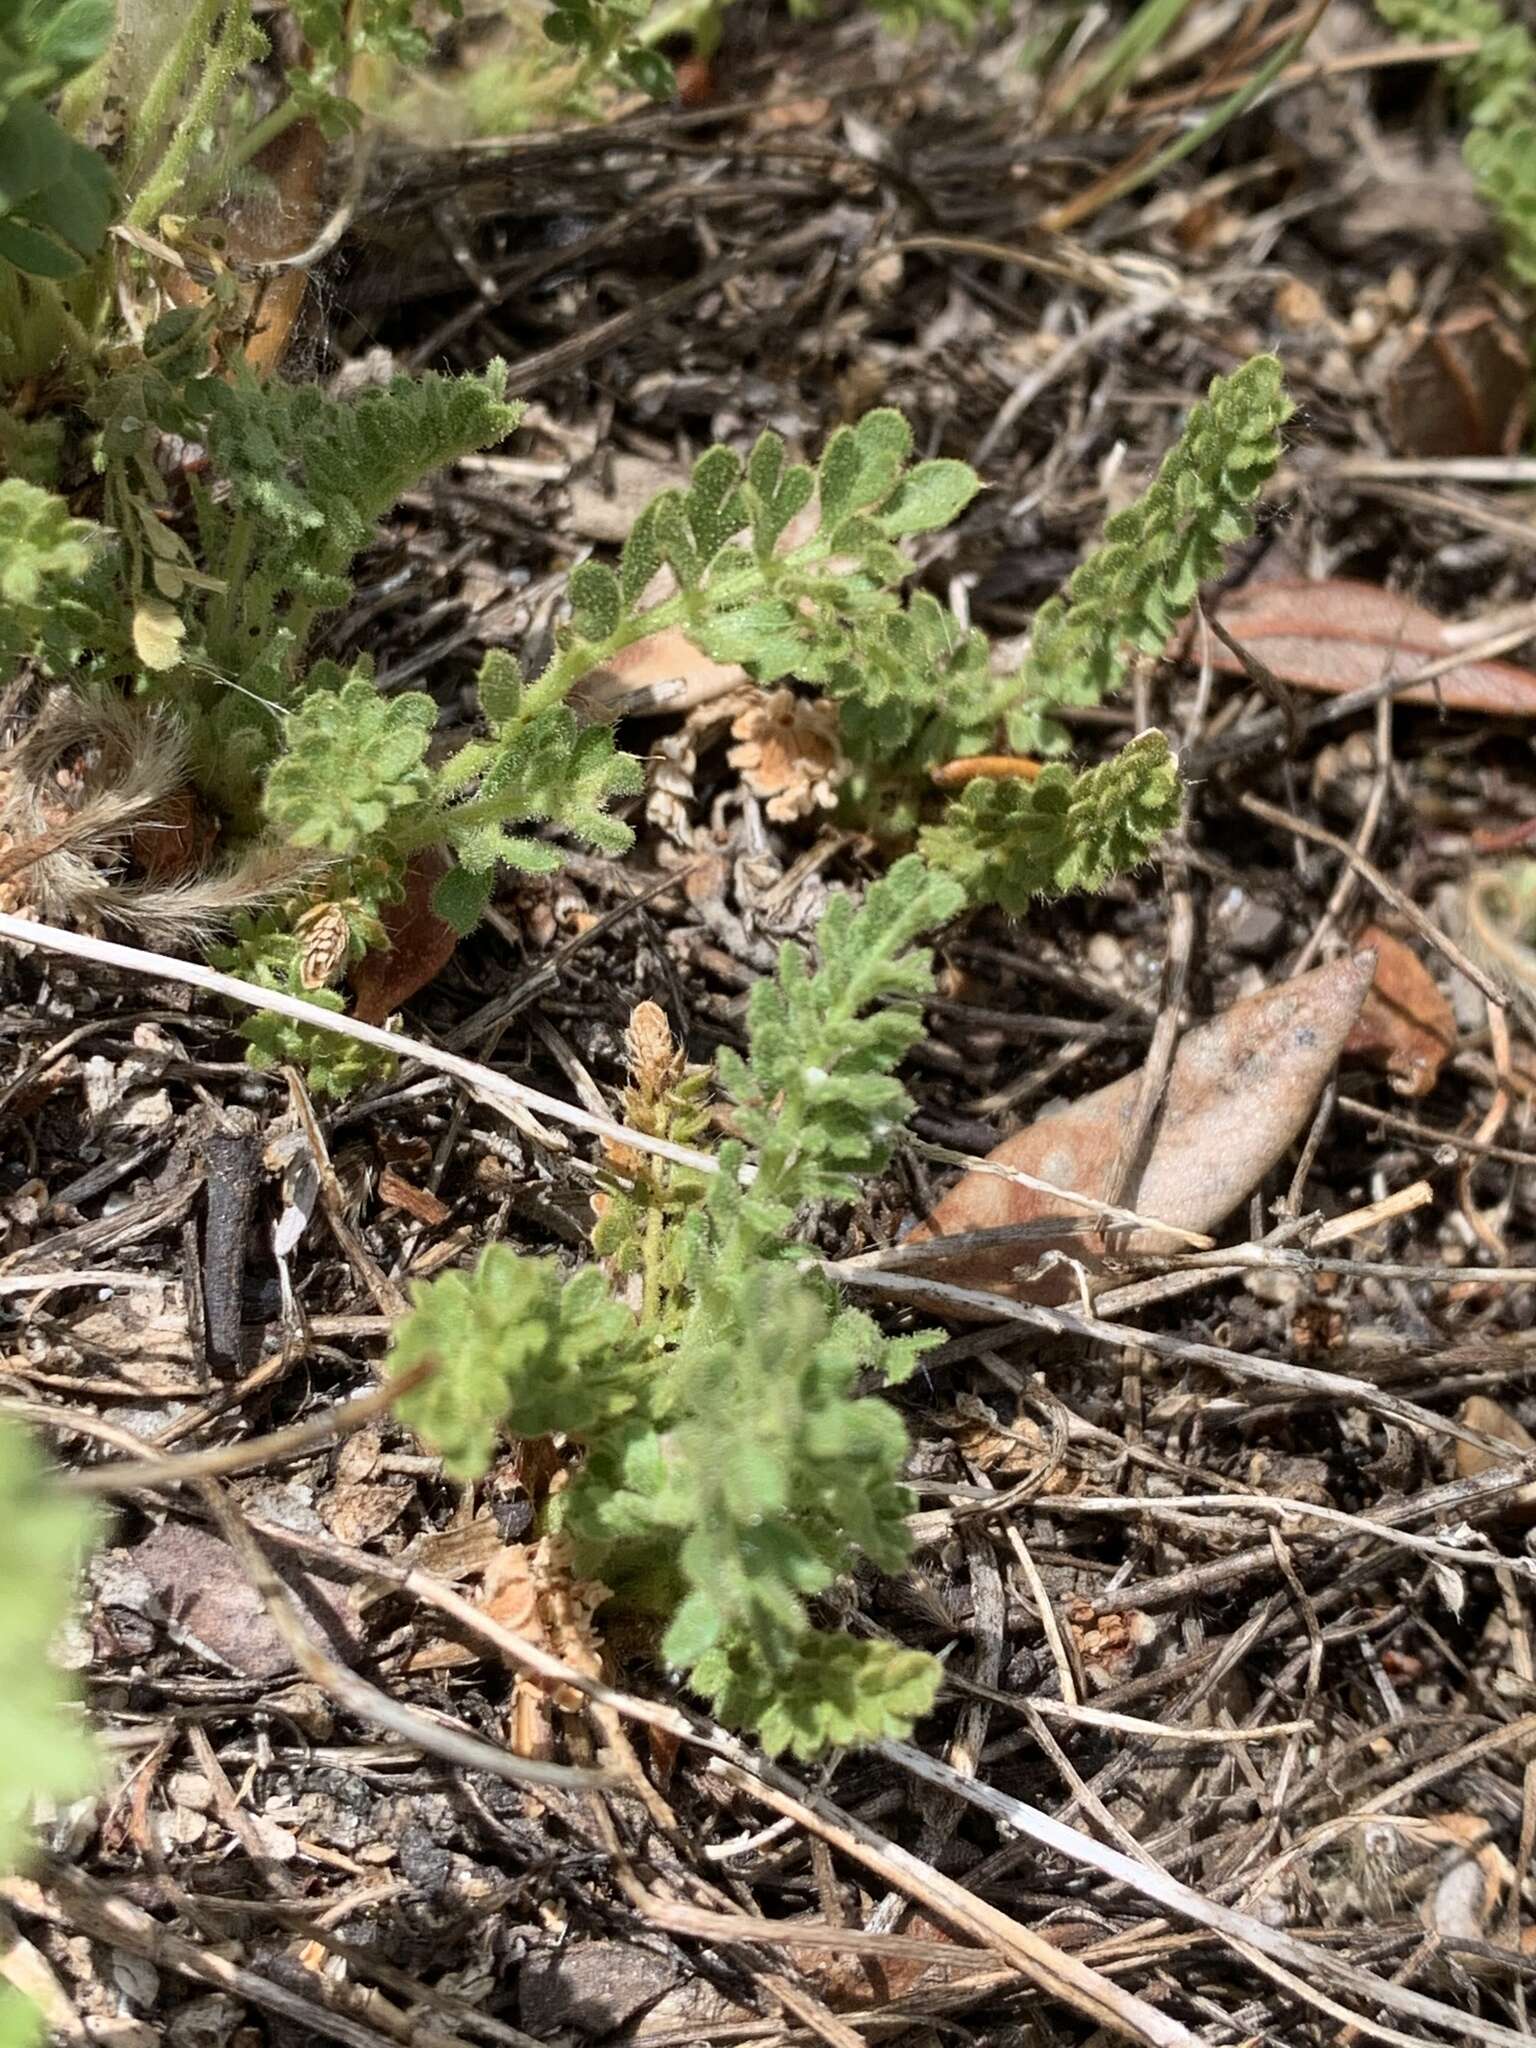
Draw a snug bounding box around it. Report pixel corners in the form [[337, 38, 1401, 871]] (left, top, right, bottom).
[[0, 271, 101, 386], [210, 509, 255, 653], [221, 94, 309, 178], [640, 1202, 665, 1327], [57, 52, 113, 138], [522, 595, 691, 720], [127, 1, 256, 231], [1053, 0, 1198, 118], [124, 0, 229, 191]]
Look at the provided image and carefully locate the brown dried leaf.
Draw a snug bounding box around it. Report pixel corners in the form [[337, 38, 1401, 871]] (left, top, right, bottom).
[[1067, 1600, 1159, 1692], [574, 626, 747, 719], [904, 953, 1376, 1305], [349, 848, 458, 1026], [124, 1522, 359, 1678], [163, 120, 329, 379], [1454, 1396, 1536, 1523], [1387, 306, 1529, 460], [521, 1945, 678, 2038], [378, 1163, 451, 1227], [1186, 580, 1536, 716], [1410, 1814, 1514, 1952], [1343, 924, 1457, 1097], [319, 1475, 413, 1547]]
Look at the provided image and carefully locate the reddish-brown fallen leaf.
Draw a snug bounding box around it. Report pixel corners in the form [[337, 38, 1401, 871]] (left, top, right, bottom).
[[1180, 580, 1536, 716], [349, 847, 458, 1026], [902, 952, 1376, 1306], [1344, 923, 1457, 1097]]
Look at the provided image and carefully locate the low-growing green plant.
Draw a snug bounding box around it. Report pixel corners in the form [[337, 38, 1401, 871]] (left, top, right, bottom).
[[389, 855, 962, 1757], [368, 357, 1292, 1754], [3, 0, 1290, 1116], [1, 0, 1302, 1778], [1374, 0, 1536, 288], [0, 1419, 99, 2046]]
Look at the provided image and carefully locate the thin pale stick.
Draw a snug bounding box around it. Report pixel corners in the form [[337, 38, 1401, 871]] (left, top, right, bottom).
[[0, 911, 721, 1177]]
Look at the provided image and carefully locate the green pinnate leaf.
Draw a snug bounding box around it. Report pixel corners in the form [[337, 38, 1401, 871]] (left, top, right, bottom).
[[724, 854, 963, 1206], [1465, 122, 1536, 284], [288, 0, 453, 68], [0, 482, 103, 670], [652, 492, 701, 590], [12, 0, 116, 85], [202, 363, 521, 638], [433, 864, 495, 936], [0, 93, 115, 277], [1009, 355, 1291, 732], [1373, 0, 1536, 127], [685, 445, 747, 560], [619, 500, 663, 607], [691, 1627, 940, 1759], [477, 649, 524, 729], [618, 44, 674, 97], [921, 730, 1183, 911], [875, 458, 981, 537], [815, 423, 866, 531]]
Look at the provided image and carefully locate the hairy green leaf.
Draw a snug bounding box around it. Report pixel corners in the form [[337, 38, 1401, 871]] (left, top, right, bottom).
[[1008, 355, 1291, 746], [921, 730, 1183, 910], [720, 853, 964, 1207], [390, 1248, 646, 1478], [263, 674, 434, 853]]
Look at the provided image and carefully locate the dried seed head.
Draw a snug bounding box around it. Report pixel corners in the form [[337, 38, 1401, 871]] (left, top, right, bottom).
[[296, 902, 353, 989], [727, 688, 847, 822], [625, 1000, 684, 1102]]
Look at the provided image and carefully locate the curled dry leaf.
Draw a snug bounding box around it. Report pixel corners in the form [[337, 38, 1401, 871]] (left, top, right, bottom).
[[1181, 580, 1536, 717], [930, 754, 1042, 790], [1067, 1601, 1159, 1692], [727, 687, 847, 821], [1402, 1814, 1514, 1958], [164, 119, 330, 379], [1343, 923, 1457, 1097], [377, 1163, 452, 1228], [903, 952, 1376, 1307]]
